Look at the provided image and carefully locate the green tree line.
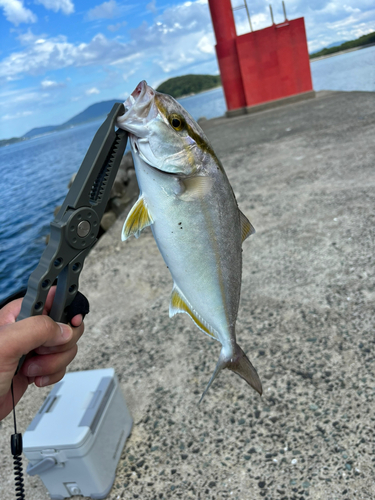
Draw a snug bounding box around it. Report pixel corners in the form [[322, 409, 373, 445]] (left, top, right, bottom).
[[156, 74, 221, 98], [310, 31, 375, 59]]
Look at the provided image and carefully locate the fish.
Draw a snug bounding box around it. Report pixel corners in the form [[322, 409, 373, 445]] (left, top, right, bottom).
[[117, 80, 262, 402]]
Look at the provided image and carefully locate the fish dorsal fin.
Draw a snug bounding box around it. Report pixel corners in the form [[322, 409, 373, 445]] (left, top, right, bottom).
[[121, 195, 154, 241], [239, 210, 255, 243], [169, 285, 218, 340]]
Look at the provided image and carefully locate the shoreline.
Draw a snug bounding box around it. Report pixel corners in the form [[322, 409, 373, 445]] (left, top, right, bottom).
[[177, 83, 222, 101], [310, 41, 375, 62]]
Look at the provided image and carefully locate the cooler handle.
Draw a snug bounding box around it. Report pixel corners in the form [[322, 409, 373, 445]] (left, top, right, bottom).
[[79, 376, 115, 433], [27, 457, 56, 476]]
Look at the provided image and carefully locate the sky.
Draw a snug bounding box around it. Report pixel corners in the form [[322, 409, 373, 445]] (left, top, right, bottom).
[[0, 0, 374, 140]]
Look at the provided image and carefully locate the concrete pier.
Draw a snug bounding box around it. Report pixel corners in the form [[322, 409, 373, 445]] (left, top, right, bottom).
[[1, 90, 374, 500]]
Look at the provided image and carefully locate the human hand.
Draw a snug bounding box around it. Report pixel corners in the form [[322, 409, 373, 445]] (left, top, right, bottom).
[[0, 287, 85, 421]]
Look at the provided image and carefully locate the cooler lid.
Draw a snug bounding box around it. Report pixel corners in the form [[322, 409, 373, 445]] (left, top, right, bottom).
[[23, 368, 116, 451]]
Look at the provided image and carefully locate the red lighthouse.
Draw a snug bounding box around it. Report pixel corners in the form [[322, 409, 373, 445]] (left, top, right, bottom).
[[207, 1, 315, 115]]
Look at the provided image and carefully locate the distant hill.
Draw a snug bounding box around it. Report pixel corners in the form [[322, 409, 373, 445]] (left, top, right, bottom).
[[0, 136, 28, 148], [157, 74, 221, 99], [310, 31, 375, 59], [23, 125, 59, 139], [62, 99, 121, 127], [23, 99, 122, 140], [1, 76, 224, 147], [326, 40, 348, 49]]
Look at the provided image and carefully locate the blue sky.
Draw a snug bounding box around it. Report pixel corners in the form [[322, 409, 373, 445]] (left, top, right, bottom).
[[0, 0, 374, 139]]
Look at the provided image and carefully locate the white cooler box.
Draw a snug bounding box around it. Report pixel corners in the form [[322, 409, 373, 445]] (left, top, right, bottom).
[[23, 368, 132, 499]]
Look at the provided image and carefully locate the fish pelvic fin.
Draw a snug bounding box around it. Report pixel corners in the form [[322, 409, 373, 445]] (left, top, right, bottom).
[[169, 285, 218, 340], [122, 195, 154, 241], [239, 209, 255, 243], [199, 342, 262, 404]]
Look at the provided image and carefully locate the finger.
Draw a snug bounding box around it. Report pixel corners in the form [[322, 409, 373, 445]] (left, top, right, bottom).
[[34, 368, 67, 388], [0, 287, 58, 326], [22, 345, 78, 380], [0, 315, 73, 363], [43, 286, 57, 314], [0, 298, 24, 326], [34, 322, 84, 355], [71, 314, 83, 327]]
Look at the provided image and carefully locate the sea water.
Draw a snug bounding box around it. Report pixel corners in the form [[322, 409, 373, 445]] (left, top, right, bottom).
[[1, 46, 374, 302]]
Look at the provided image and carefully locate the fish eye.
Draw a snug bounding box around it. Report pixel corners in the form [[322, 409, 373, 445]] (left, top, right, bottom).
[[169, 114, 184, 131]]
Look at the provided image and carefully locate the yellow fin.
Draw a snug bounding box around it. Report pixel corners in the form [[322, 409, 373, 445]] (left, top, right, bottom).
[[239, 209, 255, 243], [169, 286, 218, 340], [121, 196, 153, 241]]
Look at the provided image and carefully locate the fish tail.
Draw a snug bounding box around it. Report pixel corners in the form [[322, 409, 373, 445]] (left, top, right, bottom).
[[199, 343, 262, 404], [198, 353, 226, 404], [226, 343, 263, 396]]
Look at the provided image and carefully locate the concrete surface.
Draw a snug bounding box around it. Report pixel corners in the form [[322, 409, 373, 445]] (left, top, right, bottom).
[[1, 90, 374, 500]]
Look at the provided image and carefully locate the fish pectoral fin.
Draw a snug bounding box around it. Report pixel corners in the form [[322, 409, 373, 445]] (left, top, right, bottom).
[[239, 209, 255, 243], [121, 196, 154, 241], [179, 176, 213, 201], [169, 285, 218, 340]]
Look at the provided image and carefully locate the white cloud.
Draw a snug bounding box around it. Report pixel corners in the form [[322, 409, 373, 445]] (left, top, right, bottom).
[[87, 0, 119, 20], [127, 1, 214, 72], [86, 87, 100, 95], [40, 78, 66, 89], [0, 32, 133, 79], [0, 0, 37, 25], [1, 0, 374, 86], [0, 0, 215, 80], [343, 5, 361, 14], [107, 21, 126, 32], [146, 0, 157, 14], [0, 86, 40, 103], [35, 0, 74, 15], [197, 34, 215, 54], [17, 29, 40, 45], [304, 2, 375, 52], [2, 110, 33, 120]]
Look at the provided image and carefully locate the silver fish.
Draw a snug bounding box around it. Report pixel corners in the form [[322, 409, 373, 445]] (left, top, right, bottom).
[[117, 80, 262, 401]]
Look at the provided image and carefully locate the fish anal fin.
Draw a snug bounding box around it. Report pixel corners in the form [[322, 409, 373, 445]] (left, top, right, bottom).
[[122, 196, 153, 241], [239, 209, 255, 243], [169, 286, 217, 340]]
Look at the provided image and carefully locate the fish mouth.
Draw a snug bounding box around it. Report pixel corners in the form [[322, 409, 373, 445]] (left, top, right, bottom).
[[116, 80, 157, 133]]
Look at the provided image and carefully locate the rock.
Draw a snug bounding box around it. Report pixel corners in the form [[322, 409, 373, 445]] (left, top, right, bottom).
[[111, 169, 139, 216], [110, 152, 134, 198], [100, 210, 117, 231]]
